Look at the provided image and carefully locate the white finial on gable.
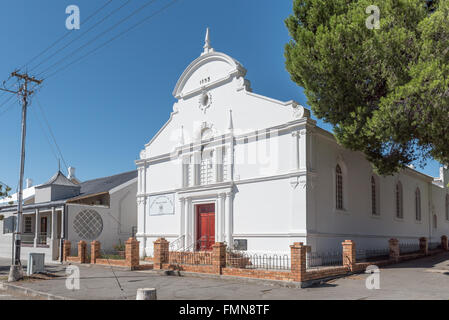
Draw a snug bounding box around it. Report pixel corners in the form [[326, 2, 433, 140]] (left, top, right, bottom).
[[202, 27, 214, 55], [228, 109, 234, 133], [179, 126, 185, 146]]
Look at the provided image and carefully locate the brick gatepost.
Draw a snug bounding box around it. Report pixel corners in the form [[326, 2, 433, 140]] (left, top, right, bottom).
[[126, 237, 140, 269], [153, 238, 169, 270], [389, 238, 400, 262], [63, 240, 71, 262], [78, 241, 87, 264], [290, 242, 308, 282], [212, 242, 227, 275], [91, 240, 101, 264], [342, 240, 356, 271], [441, 235, 448, 251], [419, 237, 428, 255]]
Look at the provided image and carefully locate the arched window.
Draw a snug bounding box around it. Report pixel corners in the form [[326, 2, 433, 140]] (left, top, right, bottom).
[[200, 148, 214, 185], [395, 181, 403, 219], [336, 164, 343, 210], [415, 188, 421, 221], [371, 176, 377, 215], [446, 195, 449, 221]]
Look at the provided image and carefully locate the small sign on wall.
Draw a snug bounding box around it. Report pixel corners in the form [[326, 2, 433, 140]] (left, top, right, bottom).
[[233, 239, 247, 251], [149, 194, 175, 216]]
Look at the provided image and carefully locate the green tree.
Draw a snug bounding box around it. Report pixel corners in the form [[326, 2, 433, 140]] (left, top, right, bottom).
[[285, 0, 449, 175], [0, 183, 11, 200]]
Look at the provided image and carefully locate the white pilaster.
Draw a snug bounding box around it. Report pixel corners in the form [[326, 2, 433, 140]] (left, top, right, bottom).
[[179, 197, 185, 248], [218, 193, 226, 242], [184, 197, 191, 250], [291, 131, 300, 171], [51, 207, 56, 240], [34, 208, 39, 247], [299, 129, 307, 170], [225, 192, 233, 247]]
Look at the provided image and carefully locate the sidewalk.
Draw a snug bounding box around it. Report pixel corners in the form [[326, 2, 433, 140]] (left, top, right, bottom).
[[1, 253, 449, 300]]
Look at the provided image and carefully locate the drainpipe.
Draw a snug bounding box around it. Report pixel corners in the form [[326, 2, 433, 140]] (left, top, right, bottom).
[[428, 181, 432, 242]]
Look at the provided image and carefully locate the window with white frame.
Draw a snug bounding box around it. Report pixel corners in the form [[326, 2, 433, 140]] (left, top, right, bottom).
[[200, 149, 214, 185], [24, 216, 32, 233], [336, 164, 343, 210], [395, 181, 403, 219], [222, 147, 228, 181], [415, 187, 421, 221]]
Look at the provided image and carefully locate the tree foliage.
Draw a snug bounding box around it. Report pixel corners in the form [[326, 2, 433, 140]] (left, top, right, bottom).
[[0, 183, 11, 200], [285, 0, 449, 175]]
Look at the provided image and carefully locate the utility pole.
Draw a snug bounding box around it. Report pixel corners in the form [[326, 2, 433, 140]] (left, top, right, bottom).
[[0, 72, 42, 281]]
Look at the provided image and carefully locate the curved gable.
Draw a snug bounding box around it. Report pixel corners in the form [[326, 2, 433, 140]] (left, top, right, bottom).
[[172, 51, 247, 99]]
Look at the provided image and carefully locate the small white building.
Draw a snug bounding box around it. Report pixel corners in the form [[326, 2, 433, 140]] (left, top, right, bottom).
[[0, 169, 137, 262], [135, 30, 449, 257]]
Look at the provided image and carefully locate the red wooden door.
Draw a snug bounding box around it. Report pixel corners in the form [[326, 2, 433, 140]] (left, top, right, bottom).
[[196, 204, 215, 251]]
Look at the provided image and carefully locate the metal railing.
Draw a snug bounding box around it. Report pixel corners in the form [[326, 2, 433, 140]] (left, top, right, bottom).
[[356, 248, 390, 262], [306, 251, 342, 268], [169, 251, 212, 265], [399, 243, 421, 254], [429, 242, 441, 250], [169, 235, 185, 252], [226, 250, 291, 270]]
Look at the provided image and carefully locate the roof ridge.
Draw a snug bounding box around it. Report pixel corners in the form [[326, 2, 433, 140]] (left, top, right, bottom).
[[81, 170, 137, 185]]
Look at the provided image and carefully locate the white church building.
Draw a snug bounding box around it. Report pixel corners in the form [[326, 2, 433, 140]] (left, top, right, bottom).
[[136, 29, 449, 257]]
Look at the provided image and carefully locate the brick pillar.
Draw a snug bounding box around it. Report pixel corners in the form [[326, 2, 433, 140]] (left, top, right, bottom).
[[389, 238, 399, 262], [91, 240, 101, 264], [153, 238, 169, 270], [63, 240, 71, 262], [126, 237, 140, 270], [212, 242, 226, 275], [78, 241, 87, 263], [290, 242, 308, 283], [342, 240, 356, 271], [419, 237, 428, 255], [441, 235, 448, 251]]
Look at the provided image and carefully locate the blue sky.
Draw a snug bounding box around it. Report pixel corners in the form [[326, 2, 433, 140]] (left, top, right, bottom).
[[0, 0, 441, 191]]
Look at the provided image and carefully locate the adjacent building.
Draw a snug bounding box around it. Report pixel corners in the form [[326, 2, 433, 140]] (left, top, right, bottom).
[[0, 169, 137, 262]]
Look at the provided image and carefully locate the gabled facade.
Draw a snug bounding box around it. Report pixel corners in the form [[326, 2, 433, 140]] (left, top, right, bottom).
[[136, 30, 449, 257]]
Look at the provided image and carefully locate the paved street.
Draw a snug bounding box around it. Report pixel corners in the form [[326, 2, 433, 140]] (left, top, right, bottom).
[[0, 253, 449, 300]]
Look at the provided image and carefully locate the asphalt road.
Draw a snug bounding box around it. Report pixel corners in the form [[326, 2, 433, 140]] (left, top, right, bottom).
[[0, 252, 448, 300]]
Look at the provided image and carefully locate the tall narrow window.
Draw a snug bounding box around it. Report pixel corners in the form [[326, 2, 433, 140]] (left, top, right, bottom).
[[446, 194, 449, 221], [200, 149, 214, 185], [371, 176, 377, 215], [396, 181, 403, 219], [433, 214, 438, 229], [415, 188, 421, 221], [336, 165, 343, 210], [24, 216, 32, 234], [222, 147, 228, 181]]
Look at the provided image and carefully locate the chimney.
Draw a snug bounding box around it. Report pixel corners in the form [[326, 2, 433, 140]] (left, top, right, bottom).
[[25, 178, 33, 189], [68, 167, 80, 184]]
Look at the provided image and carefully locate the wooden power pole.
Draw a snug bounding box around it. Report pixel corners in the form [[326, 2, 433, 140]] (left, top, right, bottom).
[[1, 72, 42, 281]]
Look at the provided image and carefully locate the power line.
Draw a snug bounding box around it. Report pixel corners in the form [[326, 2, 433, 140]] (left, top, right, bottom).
[[35, 98, 69, 173], [29, 0, 131, 74], [31, 106, 60, 165], [44, 0, 180, 80], [18, 0, 114, 73], [36, 0, 161, 78]]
